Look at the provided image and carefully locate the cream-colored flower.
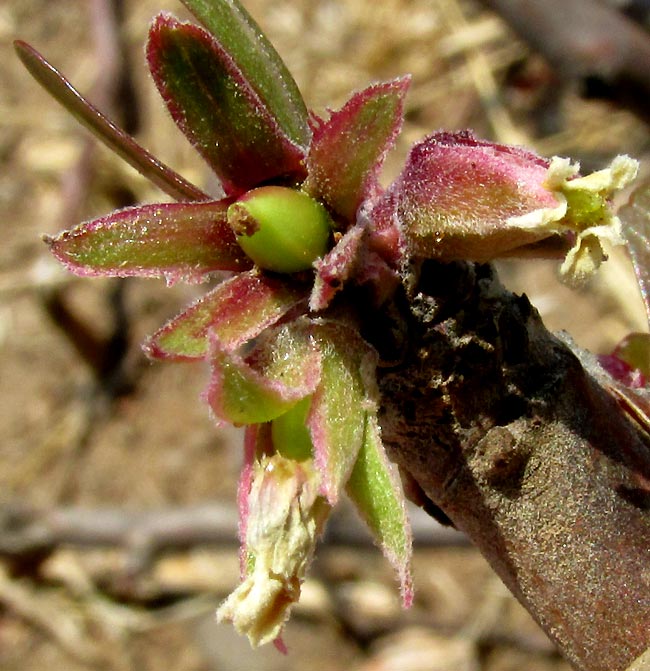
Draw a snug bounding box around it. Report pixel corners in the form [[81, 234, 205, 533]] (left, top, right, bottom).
[[217, 454, 330, 646], [510, 154, 639, 284]]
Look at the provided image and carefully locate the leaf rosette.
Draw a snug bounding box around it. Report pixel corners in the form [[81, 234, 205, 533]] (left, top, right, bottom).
[[15, 0, 638, 649]]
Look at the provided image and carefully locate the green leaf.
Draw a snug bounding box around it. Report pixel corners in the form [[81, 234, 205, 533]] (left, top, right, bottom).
[[207, 321, 321, 425], [14, 41, 206, 202], [308, 322, 377, 504], [46, 200, 251, 283], [346, 412, 413, 606], [271, 396, 314, 461], [147, 14, 306, 194], [180, 0, 310, 148], [304, 78, 410, 221], [145, 270, 306, 360]]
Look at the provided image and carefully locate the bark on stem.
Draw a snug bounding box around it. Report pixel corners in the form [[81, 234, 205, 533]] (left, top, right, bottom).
[[375, 260, 650, 671]]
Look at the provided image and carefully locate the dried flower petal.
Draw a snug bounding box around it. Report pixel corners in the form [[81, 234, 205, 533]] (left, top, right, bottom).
[[217, 454, 330, 646], [546, 155, 638, 283]]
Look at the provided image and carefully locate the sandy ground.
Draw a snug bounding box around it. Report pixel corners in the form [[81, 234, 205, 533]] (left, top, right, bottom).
[[1, 0, 649, 669]]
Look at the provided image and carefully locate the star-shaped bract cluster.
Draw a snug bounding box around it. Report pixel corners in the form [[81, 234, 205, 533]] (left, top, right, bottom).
[[15, 0, 638, 649]]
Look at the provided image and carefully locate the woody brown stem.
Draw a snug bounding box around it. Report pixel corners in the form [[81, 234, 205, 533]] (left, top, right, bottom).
[[376, 260, 650, 671]]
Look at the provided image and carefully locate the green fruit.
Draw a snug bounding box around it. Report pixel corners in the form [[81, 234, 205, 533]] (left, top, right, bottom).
[[227, 186, 332, 273]]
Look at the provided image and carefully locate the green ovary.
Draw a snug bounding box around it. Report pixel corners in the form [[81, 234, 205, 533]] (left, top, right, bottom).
[[271, 396, 314, 461], [227, 186, 333, 273], [564, 189, 606, 228]]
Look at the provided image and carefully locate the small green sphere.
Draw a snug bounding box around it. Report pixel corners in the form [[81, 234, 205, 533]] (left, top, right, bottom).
[[227, 186, 333, 273]]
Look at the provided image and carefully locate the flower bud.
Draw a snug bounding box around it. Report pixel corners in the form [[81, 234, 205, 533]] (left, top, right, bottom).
[[380, 131, 638, 284], [227, 186, 333, 273]]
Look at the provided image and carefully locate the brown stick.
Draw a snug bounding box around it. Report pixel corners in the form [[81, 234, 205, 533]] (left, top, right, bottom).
[[479, 0, 650, 123], [0, 502, 466, 571], [375, 260, 650, 671]]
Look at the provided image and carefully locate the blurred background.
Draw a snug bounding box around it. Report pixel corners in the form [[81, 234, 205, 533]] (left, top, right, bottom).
[[1, 0, 649, 669]]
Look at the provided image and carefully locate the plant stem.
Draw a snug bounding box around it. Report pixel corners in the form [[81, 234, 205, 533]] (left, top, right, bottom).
[[376, 260, 650, 671]]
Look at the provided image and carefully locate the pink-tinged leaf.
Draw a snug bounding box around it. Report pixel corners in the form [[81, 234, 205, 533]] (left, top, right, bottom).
[[599, 353, 646, 389], [147, 15, 306, 195], [47, 200, 251, 284], [386, 130, 560, 261], [614, 333, 650, 380], [180, 0, 310, 149], [273, 638, 288, 655], [599, 332, 650, 386], [620, 180, 650, 329], [355, 248, 402, 308], [346, 412, 413, 607], [304, 78, 410, 221], [145, 270, 306, 361], [14, 41, 207, 203], [308, 322, 378, 504], [206, 321, 321, 425], [365, 191, 406, 269], [310, 224, 366, 311]]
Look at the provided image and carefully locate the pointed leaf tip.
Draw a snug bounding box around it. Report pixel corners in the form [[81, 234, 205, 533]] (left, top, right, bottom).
[[145, 270, 306, 361], [48, 200, 251, 283], [305, 77, 410, 221], [147, 14, 306, 194], [347, 413, 413, 606]]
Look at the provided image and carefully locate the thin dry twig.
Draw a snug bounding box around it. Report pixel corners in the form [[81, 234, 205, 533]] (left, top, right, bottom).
[[479, 0, 650, 124], [0, 502, 467, 575]]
